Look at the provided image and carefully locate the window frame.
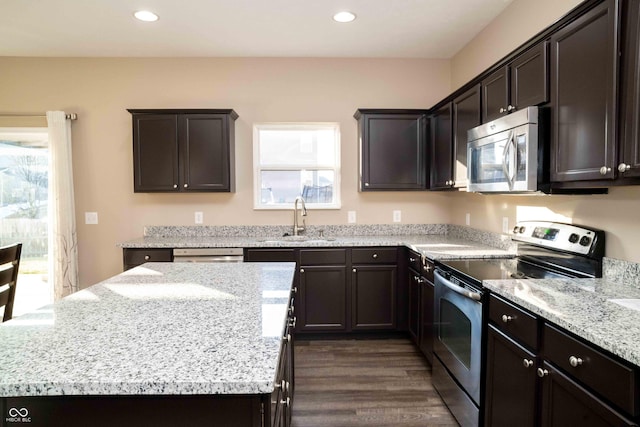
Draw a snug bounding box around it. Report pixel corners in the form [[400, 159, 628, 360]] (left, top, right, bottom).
[[253, 122, 341, 210]]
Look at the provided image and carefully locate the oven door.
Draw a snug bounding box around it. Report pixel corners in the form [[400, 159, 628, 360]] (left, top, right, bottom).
[[467, 122, 537, 192], [434, 269, 483, 405]]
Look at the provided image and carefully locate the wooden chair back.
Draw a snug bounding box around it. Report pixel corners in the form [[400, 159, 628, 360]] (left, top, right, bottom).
[[0, 243, 22, 322]]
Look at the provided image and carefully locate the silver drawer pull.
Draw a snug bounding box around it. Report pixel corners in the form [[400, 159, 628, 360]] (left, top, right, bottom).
[[144, 255, 150, 261], [501, 315, 513, 323], [569, 356, 583, 367], [537, 368, 549, 378], [523, 359, 534, 368], [409, 257, 416, 262], [372, 253, 378, 259]]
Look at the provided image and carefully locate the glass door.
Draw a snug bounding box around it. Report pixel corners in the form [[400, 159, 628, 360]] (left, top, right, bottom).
[[0, 128, 52, 317]]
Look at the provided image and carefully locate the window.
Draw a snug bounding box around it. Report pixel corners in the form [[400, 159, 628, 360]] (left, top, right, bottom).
[[253, 123, 340, 209]]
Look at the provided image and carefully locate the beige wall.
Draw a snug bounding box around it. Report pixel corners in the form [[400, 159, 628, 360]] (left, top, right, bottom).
[[448, 0, 640, 263], [450, 0, 583, 91], [0, 57, 452, 287]]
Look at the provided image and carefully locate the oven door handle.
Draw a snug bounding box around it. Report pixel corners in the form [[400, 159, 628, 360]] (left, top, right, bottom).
[[435, 270, 482, 302]]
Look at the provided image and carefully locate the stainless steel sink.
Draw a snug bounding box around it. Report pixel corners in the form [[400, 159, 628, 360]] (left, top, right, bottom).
[[255, 236, 336, 243]]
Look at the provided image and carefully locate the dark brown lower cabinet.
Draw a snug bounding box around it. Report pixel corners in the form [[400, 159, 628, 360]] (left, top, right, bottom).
[[351, 265, 397, 330], [298, 264, 347, 332], [485, 325, 537, 427], [540, 361, 635, 427], [418, 276, 434, 365], [407, 270, 421, 343]]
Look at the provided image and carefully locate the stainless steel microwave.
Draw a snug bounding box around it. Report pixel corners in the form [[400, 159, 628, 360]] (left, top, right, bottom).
[[467, 106, 548, 193]]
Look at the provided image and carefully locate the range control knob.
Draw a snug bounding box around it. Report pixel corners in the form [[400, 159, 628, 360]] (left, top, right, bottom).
[[519, 226, 526, 234], [579, 236, 592, 247], [513, 226, 520, 234], [568, 233, 580, 244]]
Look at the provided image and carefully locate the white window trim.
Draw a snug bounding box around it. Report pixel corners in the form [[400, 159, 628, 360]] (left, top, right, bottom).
[[253, 122, 341, 210]]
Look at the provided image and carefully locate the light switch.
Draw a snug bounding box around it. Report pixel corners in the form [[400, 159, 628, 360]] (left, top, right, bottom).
[[393, 210, 401, 223], [195, 211, 203, 224], [85, 212, 98, 225], [348, 211, 356, 224]]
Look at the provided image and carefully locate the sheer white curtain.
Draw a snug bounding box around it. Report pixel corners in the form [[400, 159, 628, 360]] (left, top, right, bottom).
[[47, 111, 79, 300]]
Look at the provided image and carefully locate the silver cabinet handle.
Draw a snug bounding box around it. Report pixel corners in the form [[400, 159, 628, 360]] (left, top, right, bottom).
[[618, 163, 631, 173], [424, 265, 432, 272], [289, 316, 297, 328], [183, 183, 188, 188], [409, 257, 416, 262], [292, 287, 298, 294], [353, 268, 357, 273], [144, 255, 150, 261], [283, 334, 291, 343], [599, 166, 611, 175], [364, 183, 370, 187], [300, 268, 305, 273], [275, 379, 286, 389], [281, 397, 291, 406], [537, 368, 549, 378], [501, 315, 513, 323], [507, 105, 516, 112], [173, 184, 178, 189], [523, 359, 534, 368], [372, 253, 378, 259], [569, 356, 583, 367], [499, 107, 506, 113]]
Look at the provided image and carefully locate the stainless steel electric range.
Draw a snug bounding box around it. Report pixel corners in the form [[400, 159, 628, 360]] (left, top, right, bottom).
[[432, 221, 606, 427]]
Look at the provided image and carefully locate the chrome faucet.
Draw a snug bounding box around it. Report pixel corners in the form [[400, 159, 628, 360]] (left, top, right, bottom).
[[293, 196, 307, 236]]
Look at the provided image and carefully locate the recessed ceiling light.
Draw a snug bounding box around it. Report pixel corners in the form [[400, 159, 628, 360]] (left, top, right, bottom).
[[134, 10, 159, 22], [333, 11, 356, 23]]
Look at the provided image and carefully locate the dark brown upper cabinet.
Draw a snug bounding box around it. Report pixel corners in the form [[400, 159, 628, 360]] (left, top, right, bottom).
[[619, 0, 640, 179], [355, 109, 428, 191], [452, 85, 482, 189], [429, 103, 453, 190], [129, 109, 237, 192], [429, 86, 481, 190], [482, 41, 549, 123], [550, 0, 618, 183]]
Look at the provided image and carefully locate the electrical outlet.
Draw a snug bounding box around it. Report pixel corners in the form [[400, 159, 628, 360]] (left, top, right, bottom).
[[195, 211, 203, 224], [502, 217, 509, 233], [348, 211, 356, 224], [85, 212, 98, 225], [393, 210, 401, 223], [465, 213, 471, 226]]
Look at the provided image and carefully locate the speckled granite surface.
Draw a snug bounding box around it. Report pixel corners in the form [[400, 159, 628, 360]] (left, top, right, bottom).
[[603, 257, 640, 289], [120, 224, 516, 260], [484, 277, 640, 366], [0, 262, 295, 397]]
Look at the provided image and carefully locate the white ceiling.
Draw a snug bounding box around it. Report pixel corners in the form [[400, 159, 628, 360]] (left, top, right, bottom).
[[1, 0, 515, 58]]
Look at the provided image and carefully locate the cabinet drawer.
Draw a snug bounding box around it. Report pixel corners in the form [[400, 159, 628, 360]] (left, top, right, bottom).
[[245, 249, 296, 262], [352, 248, 396, 264], [489, 294, 538, 351], [123, 248, 173, 267], [543, 323, 638, 416], [407, 250, 421, 271], [300, 249, 346, 265]]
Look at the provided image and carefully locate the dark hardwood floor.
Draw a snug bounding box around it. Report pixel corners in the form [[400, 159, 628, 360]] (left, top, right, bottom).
[[291, 338, 458, 427]]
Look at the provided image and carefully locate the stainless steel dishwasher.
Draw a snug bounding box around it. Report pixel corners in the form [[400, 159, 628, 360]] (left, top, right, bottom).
[[172, 248, 244, 263]]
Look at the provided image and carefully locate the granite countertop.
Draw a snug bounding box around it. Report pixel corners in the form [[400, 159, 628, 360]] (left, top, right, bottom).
[[484, 277, 640, 367], [0, 262, 296, 397], [119, 234, 515, 261]]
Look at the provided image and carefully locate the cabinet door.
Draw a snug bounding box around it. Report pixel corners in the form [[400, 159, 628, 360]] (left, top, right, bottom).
[[620, 0, 640, 178], [482, 66, 509, 122], [429, 103, 453, 189], [511, 41, 549, 111], [360, 113, 427, 190], [351, 265, 397, 330], [540, 362, 636, 427], [418, 278, 434, 364], [180, 114, 233, 192], [550, 0, 618, 182], [484, 326, 537, 427], [452, 85, 481, 189], [298, 265, 347, 332], [132, 114, 179, 192], [407, 271, 420, 344]]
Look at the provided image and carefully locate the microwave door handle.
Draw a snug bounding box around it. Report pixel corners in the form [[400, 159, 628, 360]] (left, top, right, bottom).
[[509, 133, 518, 189], [502, 131, 514, 190]]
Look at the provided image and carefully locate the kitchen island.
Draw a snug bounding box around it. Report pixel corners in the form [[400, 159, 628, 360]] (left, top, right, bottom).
[[0, 262, 296, 427]]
